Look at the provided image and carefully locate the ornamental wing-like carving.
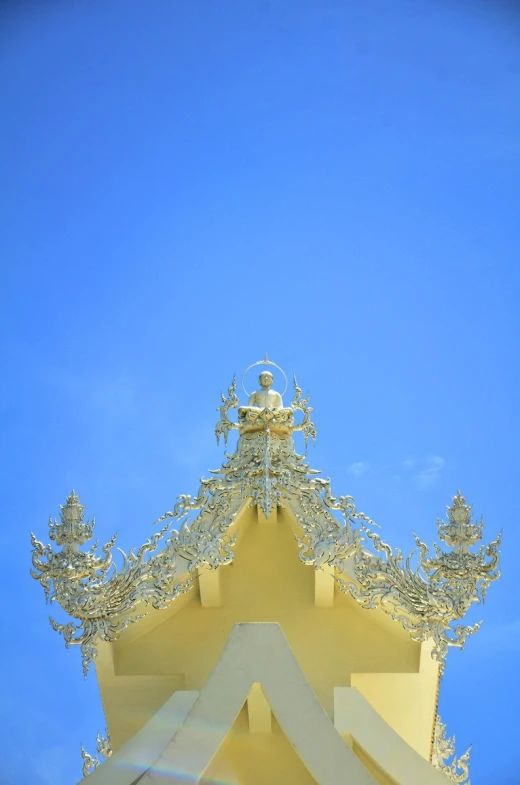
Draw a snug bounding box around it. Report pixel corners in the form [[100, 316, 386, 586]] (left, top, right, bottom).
[[432, 715, 471, 784], [335, 492, 500, 669], [215, 375, 240, 445], [291, 375, 317, 446], [31, 491, 192, 676]]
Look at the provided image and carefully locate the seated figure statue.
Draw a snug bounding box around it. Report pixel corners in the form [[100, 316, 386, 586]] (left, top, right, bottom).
[[248, 371, 283, 410], [239, 370, 293, 436]]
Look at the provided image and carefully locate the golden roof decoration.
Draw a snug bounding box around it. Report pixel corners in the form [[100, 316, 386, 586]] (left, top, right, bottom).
[[30, 360, 500, 677]]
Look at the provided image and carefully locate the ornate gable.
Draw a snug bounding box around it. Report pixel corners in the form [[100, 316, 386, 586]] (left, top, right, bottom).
[[31, 358, 500, 783]]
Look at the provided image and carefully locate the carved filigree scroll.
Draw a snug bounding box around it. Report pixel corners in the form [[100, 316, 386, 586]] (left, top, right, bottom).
[[432, 715, 471, 784], [81, 746, 99, 778], [81, 730, 112, 778], [335, 492, 500, 669], [215, 375, 240, 445], [291, 375, 317, 446], [31, 491, 192, 676]]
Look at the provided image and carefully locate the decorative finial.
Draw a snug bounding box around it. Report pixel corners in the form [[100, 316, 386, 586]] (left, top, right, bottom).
[[49, 491, 94, 548]]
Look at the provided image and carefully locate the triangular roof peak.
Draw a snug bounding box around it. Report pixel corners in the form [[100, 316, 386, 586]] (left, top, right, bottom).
[[31, 360, 500, 678]]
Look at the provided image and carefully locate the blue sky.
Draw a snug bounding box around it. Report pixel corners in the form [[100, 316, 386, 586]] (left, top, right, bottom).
[[1, 0, 519, 782]]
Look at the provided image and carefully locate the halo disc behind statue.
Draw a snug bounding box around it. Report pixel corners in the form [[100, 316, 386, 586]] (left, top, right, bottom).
[[242, 354, 288, 398]]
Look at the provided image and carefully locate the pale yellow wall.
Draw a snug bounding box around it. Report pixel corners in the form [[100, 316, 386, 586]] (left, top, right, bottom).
[[138, 623, 378, 785], [203, 703, 317, 785], [99, 504, 432, 758], [98, 674, 185, 750], [88, 626, 444, 785], [350, 641, 439, 759]]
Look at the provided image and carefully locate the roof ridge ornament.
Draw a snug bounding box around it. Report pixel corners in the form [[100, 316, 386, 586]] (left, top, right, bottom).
[[335, 491, 501, 671], [30, 491, 192, 676], [216, 357, 316, 447]]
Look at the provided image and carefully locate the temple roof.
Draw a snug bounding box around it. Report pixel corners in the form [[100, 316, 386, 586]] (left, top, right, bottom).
[[31, 359, 500, 678]]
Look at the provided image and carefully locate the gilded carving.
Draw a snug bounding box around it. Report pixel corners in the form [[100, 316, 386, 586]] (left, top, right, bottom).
[[31, 491, 191, 675], [432, 715, 471, 783], [80, 730, 112, 778], [336, 492, 500, 669]]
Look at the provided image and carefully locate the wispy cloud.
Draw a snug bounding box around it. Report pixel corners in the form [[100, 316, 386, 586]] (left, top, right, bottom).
[[346, 456, 444, 487], [402, 455, 445, 489], [416, 455, 445, 489], [347, 461, 370, 478]]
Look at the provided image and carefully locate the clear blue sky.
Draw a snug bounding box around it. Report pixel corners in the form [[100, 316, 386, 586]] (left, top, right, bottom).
[[1, 1, 518, 783]]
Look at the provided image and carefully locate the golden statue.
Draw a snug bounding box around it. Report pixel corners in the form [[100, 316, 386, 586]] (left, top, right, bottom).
[[248, 371, 284, 410]]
